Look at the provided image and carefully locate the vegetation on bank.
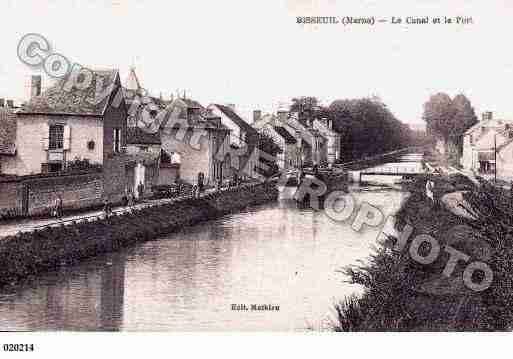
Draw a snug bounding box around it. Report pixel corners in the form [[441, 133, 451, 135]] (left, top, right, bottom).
[[0, 182, 278, 288], [334, 175, 513, 331]]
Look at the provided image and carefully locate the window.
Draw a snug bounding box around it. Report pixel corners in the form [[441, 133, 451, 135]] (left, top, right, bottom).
[[42, 162, 62, 173], [49, 124, 64, 150], [113, 128, 121, 153], [49, 163, 63, 173]]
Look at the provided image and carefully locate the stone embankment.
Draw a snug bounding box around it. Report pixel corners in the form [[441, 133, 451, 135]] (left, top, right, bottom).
[[0, 182, 278, 287]]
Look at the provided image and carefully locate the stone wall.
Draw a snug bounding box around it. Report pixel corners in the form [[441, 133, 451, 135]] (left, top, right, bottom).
[[158, 164, 179, 185], [0, 181, 278, 287], [25, 172, 103, 215], [0, 170, 104, 218]]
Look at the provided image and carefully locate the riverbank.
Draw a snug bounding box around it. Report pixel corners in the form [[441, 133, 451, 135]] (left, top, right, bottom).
[[334, 174, 513, 331], [0, 182, 278, 288]]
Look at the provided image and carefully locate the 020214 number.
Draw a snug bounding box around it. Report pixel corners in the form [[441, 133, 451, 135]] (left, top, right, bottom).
[[3, 344, 34, 352]]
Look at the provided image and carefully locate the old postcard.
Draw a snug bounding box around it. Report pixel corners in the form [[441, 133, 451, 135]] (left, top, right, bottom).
[[0, 0, 512, 356]]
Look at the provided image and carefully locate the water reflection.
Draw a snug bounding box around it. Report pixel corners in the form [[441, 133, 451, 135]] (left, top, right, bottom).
[[0, 156, 417, 331], [0, 252, 126, 331]]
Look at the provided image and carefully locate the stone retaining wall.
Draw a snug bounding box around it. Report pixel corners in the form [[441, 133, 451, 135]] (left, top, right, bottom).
[[0, 181, 278, 287]]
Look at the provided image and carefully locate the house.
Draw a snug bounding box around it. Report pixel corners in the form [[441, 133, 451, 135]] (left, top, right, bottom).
[[461, 111, 513, 173], [493, 136, 513, 181], [126, 127, 161, 198], [254, 112, 300, 170], [159, 98, 231, 185], [122, 67, 168, 196], [208, 104, 260, 179], [311, 116, 341, 164], [278, 109, 328, 167], [0, 100, 17, 175], [13, 69, 128, 205], [254, 107, 329, 167]]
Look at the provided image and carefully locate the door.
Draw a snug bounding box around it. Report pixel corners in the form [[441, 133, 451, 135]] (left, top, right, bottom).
[[134, 163, 146, 199]]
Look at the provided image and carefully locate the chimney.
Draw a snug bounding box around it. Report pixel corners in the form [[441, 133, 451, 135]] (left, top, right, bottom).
[[253, 110, 262, 124], [226, 103, 236, 111], [0, 99, 4, 107], [6, 100, 14, 108], [482, 111, 493, 121], [31, 75, 42, 98]]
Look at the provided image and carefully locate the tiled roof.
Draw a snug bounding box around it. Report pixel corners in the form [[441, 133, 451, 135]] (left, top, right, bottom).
[[0, 107, 16, 155], [18, 69, 121, 116], [273, 126, 297, 144], [213, 104, 256, 134], [160, 99, 229, 131], [127, 126, 161, 145], [464, 118, 513, 135]]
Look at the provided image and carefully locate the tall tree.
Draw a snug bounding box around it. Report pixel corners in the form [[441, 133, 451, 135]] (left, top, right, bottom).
[[290, 96, 319, 113], [422, 93, 478, 155], [422, 93, 456, 144], [329, 97, 411, 161], [451, 94, 478, 138]]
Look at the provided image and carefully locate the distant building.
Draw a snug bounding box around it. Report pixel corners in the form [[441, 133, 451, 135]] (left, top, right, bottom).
[[254, 113, 300, 170], [208, 104, 260, 179], [254, 108, 330, 167], [311, 116, 341, 164], [493, 134, 513, 180], [281, 110, 328, 166], [461, 111, 513, 174]]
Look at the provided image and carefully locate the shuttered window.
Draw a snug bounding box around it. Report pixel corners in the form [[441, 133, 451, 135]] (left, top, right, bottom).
[[49, 124, 64, 150]]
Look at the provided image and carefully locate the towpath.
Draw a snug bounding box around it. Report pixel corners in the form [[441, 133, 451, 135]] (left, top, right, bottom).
[[0, 188, 218, 239]]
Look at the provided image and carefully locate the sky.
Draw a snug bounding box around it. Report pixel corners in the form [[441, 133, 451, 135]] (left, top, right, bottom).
[[1, 0, 513, 125]]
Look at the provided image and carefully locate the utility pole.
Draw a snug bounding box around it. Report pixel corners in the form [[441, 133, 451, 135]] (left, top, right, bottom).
[[495, 133, 497, 183]]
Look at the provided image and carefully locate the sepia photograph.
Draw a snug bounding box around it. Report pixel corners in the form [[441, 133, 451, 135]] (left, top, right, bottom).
[[0, 0, 513, 356]]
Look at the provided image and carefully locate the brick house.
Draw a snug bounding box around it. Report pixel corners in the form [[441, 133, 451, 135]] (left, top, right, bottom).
[[12, 69, 128, 205]]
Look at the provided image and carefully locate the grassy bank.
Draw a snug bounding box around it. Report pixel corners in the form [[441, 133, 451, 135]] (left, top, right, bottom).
[[0, 182, 278, 288], [334, 175, 513, 331]]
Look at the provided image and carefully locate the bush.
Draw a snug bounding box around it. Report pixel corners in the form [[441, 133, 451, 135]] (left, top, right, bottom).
[[335, 177, 513, 331]]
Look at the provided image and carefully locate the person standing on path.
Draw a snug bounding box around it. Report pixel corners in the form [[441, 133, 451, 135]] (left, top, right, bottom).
[[197, 172, 205, 194], [56, 195, 63, 219], [137, 181, 144, 201]]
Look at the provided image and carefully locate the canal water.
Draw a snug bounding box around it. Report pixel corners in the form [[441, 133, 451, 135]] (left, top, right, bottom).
[[0, 154, 421, 331]]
